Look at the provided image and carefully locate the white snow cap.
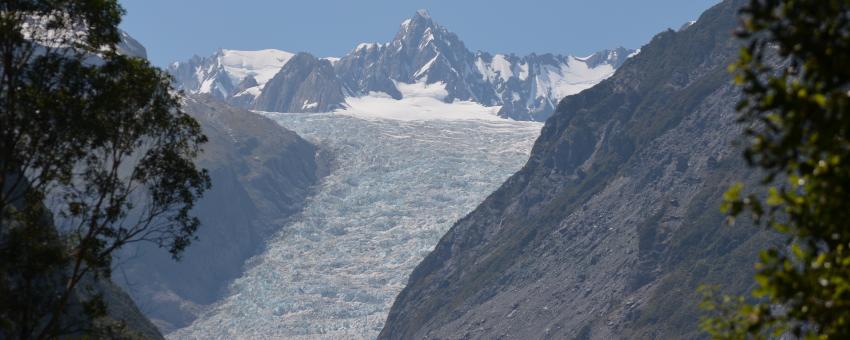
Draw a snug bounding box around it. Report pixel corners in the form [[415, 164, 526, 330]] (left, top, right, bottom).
[[219, 49, 295, 87], [416, 9, 431, 19]]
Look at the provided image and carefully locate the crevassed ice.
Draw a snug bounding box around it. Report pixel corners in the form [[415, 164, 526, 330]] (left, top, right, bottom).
[[170, 112, 541, 340]]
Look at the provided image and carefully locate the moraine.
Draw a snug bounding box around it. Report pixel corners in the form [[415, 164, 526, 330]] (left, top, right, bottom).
[[170, 110, 541, 339]]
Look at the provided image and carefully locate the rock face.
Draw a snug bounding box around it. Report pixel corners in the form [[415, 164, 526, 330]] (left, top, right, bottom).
[[169, 11, 633, 121], [116, 95, 327, 333], [379, 1, 767, 339], [83, 277, 165, 339], [254, 53, 346, 113]]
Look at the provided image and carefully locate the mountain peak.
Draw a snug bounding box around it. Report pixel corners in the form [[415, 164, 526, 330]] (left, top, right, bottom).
[[415, 9, 431, 19], [393, 9, 449, 52], [401, 9, 436, 31]]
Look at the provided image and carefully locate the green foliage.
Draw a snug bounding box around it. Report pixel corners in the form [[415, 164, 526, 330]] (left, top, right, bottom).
[[703, 0, 850, 338], [0, 1, 210, 338]]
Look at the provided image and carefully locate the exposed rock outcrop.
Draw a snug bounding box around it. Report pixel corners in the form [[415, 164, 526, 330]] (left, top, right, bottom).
[[254, 53, 346, 113]]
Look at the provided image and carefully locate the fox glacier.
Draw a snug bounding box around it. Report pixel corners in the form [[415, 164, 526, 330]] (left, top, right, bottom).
[[168, 104, 541, 338]]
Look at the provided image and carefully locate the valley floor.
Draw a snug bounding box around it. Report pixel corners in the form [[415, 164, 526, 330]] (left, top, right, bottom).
[[169, 112, 541, 339]]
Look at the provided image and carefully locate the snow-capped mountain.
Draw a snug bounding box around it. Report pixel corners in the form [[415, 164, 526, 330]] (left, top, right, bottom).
[[335, 9, 493, 105], [168, 49, 295, 107], [335, 10, 635, 120], [169, 10, 635, 121], [473, 49, 633, 120]]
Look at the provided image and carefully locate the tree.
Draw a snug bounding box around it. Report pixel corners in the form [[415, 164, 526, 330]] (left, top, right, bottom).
[[0, 1, 210, 338], [702, 0, 850, 338]]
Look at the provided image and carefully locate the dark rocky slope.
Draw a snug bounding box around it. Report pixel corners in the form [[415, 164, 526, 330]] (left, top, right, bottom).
[[81, 277, 165, 339], [380, 1, 769, 339], [253, 52, 346, 113], [117, 95, 327, 332]]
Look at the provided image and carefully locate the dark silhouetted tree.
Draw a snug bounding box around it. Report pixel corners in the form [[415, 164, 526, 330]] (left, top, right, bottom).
[[0, 1, 210, 338]]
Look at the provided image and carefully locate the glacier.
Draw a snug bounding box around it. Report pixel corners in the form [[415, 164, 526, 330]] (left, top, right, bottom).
[[169, 112, 542, 339]]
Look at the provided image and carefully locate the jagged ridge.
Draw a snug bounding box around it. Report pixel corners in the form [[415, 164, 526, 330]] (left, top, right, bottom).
[[169, 10, 634, 121]]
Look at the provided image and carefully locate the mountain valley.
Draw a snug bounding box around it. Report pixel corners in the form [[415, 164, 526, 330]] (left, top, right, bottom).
[[6, 0, 833, 339], [56, 2, 769, 339]]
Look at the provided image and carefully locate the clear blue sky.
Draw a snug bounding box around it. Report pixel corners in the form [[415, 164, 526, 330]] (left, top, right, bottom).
[[119, 0, 721, 67]]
